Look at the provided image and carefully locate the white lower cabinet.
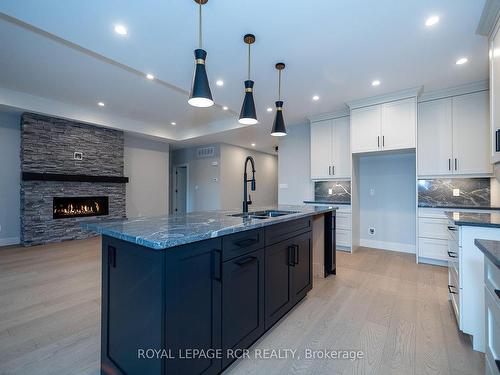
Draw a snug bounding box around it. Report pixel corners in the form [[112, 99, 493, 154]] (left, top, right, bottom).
[[485, 257, 500, 375], [336, 206, 351, 251], [418, 237, 449, 261], [418, 209, 454, 262]]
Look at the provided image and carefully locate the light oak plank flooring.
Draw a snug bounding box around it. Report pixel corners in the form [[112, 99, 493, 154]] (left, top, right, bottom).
[[0, 241, 484, 375]]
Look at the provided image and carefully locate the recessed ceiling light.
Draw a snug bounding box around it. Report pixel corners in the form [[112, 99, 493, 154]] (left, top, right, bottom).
[[425, 15, 439, 27], [171, 122, 176, 126], [146, 73, 155, 80], [222, 106, 228, 111], [312, 95, 320, 101], [114, 24, 128, 36], [216, 80, 224, 87], [267, 107, 273, 112], [251, 143, 256, 147], [456, 57, 468, 65], [372, 80, 381, 86], [97, 102, 105, 107]]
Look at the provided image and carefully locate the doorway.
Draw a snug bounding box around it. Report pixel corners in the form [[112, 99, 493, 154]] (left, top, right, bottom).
[[174, 165, 187, 213]]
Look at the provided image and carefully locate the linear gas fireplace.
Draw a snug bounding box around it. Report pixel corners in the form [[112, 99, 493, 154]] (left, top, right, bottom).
[[53, 196, 109, 219]]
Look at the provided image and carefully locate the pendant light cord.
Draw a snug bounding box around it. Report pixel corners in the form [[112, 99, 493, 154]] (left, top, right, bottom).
[[278, 70, 282, 100], [248, 43, 251, 80], [198, 2, 202, 49]]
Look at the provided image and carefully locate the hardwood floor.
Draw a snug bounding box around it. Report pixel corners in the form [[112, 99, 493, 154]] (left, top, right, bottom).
[[0, 240, 484, 375]]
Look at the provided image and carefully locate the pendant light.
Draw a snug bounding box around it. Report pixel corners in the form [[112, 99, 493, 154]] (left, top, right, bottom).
[[188, 0, 214, 108], [239, 34, 258, 125], [271, 63, 287, 136]]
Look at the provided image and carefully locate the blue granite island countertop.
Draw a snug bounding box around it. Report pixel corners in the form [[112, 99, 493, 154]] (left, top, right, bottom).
[[444, 211, 500, 229], [82, 205, 336, 250]]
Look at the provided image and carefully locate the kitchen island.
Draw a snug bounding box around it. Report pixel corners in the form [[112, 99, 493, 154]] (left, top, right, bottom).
[[83, 205, 336, 375]]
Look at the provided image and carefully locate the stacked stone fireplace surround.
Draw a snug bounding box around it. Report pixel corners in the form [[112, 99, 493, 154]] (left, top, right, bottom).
[[20, 113, 126, 246]]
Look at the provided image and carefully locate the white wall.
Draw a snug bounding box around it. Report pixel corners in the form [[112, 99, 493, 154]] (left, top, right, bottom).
[[0, 112, 21, 245], [277, 124, 313, 204], [220, 144, 278, 210], [124, 134, 169, 218], [358, 152, 416, 252]]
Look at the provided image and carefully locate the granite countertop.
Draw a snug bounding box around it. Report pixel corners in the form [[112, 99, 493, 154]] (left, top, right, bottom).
[[304, 200, 351, 205], [419, 204, 500, 210], [445, 211, 500, 229], [474, 239, 500, 268], [82, 205, 336, 250]]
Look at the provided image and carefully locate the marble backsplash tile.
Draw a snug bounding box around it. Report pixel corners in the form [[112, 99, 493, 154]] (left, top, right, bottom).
[[418, 178, 490, 208], [314, 181, 351, 203]]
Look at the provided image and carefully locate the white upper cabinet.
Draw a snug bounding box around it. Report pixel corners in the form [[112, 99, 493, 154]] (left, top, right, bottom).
[[310, 116, 350, 179], [351, 98, 416, 154], [490, 19, 500, 163], [350, 105, 381, 153], [418, 98, 453, 175], [310, 119, 333, 179], [452, 91, 492, 175], [417, 91, 492, 176], [381, 98, 416, 151]]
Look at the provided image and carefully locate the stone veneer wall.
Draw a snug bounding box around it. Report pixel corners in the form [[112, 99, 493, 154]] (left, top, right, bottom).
[[20, 113, 126, 246]]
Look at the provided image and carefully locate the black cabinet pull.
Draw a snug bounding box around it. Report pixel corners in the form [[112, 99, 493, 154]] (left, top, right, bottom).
[[213, 250, 222, 281], [495, 289, 500, 300], [382, 135, 385, 147], [448, 285, 457, 294], [235, 256, 257, 267], [288, 246, 295, 266], [108, 246, 116, 268], [447, 226, 457, 231], [332, 165, 335, 175], [454, 158, 457, 171], [329, 166, 331, 175], [294, 245, 299, 265], [377, 136, 380, 148], [234, 238, 259, 248], [448, 158, 451, 171], [447, 251, 458, 258]]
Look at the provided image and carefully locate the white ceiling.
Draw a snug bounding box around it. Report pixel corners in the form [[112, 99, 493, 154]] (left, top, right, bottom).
[[0, 0, 489, 154]]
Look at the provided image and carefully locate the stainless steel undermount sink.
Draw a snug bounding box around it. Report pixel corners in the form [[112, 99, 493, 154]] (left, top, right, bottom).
[[228, 210, 299, 219]]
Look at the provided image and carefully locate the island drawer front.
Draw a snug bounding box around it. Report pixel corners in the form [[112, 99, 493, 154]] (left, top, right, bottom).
[[222, 228, 264, 261], [264, 217, 312, 247]]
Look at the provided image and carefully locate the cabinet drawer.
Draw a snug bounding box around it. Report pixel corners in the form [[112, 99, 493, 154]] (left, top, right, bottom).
[[336, 213, 351, 230], [485, 286, 500, 375], [418, 217, 449, 240], [449, 266, 460, 326], [222, 228, 264, 261], [336, 229, 351, 247], [485, 258, 500, 310], [418, 237, 449, 260], [265, 218, 311, 247]]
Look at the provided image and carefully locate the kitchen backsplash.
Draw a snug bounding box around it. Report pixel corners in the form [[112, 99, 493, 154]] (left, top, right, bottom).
[[418, 178, 490, 208], [314, 181, 351, 203]]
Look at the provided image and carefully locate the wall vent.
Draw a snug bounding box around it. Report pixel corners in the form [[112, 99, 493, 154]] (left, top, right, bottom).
[[196, 146, 215, 158]]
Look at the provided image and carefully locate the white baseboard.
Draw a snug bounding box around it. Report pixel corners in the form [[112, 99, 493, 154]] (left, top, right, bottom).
[[359, 239, 416, 254], [418, 257, 447, 267], [0, 237, 20, 247]]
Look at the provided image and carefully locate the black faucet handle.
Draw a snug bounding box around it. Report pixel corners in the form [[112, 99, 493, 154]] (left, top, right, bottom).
[[248, 194, 252, 205], [251, 178, 256, 191]]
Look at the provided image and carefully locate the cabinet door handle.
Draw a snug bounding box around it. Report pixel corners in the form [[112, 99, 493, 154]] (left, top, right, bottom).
[[288, 245, 296, 266], [108, 246, 116, 268], [448, 158, 451, 171], [294, 245, 299, 265], [332, 165, 335, 175], [382, 135, 385, 147], [213, 249, 222, 281], [234, 238, 259, 248], [377, 136, 380, 148], [454, 158, 457, 171], [447, 251, 458, 258], [448, 285, 458, 295], [447, 226, 457, 231], [236, 256, 257, 267], [329, 166, 331, 175]]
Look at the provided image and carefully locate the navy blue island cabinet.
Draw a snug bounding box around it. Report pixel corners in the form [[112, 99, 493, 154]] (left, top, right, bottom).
[[100, 216, 319, 375]]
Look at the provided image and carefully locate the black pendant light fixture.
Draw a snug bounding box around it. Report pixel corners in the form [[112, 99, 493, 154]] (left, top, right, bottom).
[[188, 0, 214, 108], [271, 62, 287, 136], [239, 34, 258, 125]]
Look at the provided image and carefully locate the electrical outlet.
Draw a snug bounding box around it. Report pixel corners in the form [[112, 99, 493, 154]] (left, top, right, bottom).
[[453, 189, 460, 197], [328, 188, 333, 195], [369, 188, 375, 196], [369, 227, 375, 236]]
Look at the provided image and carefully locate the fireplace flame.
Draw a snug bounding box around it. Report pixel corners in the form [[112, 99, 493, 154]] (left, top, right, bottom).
[[53, 201, 102, 216]]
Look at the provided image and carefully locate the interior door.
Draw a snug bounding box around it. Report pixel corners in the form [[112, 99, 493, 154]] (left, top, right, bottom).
[[310, 119, 333, 178], [381, 98, 416, 151], [351, 105, 381, 153], [417, 98, 453, 176], [331, 116, 350, 178], [452, 91, 492, 175]]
